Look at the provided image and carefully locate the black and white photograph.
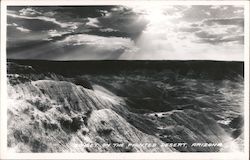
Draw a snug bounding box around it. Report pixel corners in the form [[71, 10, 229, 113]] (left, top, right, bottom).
[[0, 0, 249, 159]]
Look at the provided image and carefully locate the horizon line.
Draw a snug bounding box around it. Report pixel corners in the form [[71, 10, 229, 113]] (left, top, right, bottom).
[[7, 59, 244, 63]]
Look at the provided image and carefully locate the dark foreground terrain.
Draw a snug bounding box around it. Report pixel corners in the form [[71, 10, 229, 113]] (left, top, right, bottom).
[[7, 60, 244, 152]]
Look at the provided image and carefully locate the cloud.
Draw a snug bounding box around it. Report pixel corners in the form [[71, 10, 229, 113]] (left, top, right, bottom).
[[179, 27, 201, 33], [46, 30, 72, 40], [8, 33, 138, 60], [203, 18, 244, 27], [195, 31, 222, 39], [54, 6, 115, 18], [7, 10, 80, 30], [100, 28, 118, 32], [16, 26, 31, 32], [8, 15, 61, 31], [223, 35, 244, 44], [7, 5, 244, 61], [7, 13, 75, 29], [7, 22, 31, 33], [7, 22, 18, 26], [86, 18, 100, 28], [8, 6, 148, 41], [19, 7, 42, 16], [193, 17, 244, 45], [196, 35, 244, 45], [180, 5, 244, 22], [98, 6, 149, 40], [58, 34, 137, 56], [194, 30, 244, 45]]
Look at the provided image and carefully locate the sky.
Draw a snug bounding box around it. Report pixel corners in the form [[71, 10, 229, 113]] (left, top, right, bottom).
[[7, 5, 244, 61]]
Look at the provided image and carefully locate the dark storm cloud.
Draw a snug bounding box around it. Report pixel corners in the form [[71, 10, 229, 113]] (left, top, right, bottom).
[[8, 16, 61, 31], [86, 29, 131, 38], [7, 6, 147, 41], [7, 6, 114, 20], [7, 6, 148, 60], [18, 6, 147, 40], [203, 18, 244, 27], [98, 6, 148, 40], [54, 6, 115, 18]]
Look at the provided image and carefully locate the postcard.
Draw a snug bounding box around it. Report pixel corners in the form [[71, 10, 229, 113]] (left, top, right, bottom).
[[0, 0, 249, 159]]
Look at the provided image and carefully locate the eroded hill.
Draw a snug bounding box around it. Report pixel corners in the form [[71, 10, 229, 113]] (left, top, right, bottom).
[[7, 60, 244, 152]]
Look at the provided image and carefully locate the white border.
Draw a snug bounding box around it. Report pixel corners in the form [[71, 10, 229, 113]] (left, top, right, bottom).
[[0, 1, 249, 160]]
